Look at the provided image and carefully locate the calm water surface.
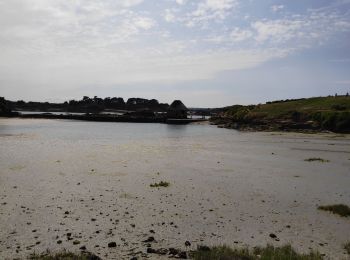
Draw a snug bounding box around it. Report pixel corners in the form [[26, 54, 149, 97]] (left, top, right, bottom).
[[0, 119, 235, 143]]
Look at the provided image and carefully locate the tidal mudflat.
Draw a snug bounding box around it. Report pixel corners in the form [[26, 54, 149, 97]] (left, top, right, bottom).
[[0, 118, 349, 259]]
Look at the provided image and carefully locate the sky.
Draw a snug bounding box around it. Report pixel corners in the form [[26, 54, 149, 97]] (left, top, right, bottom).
[[0, 0, 350, 107]]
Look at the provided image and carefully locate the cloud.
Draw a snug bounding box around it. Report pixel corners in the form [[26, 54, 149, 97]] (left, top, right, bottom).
[[204, 27, 252, 43], [250, 10, 350, 48], [252, 19, 303, 44], [133, 17, 156, 30], [200, 6, 350, 51], [185, 0, 237, 27], [271, 5, 284, 13], [0, 38, 290, 99], [0, 0, 157, 52], [119, 0, 144, 7], [175, 0, 187, 5], [1, 0, 350, 104], [164, 9, 177, 22], [230, 28, 253, 42]]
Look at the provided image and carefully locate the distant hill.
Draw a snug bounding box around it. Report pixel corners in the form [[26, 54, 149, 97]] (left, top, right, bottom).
[[211, 95, 350, 133]]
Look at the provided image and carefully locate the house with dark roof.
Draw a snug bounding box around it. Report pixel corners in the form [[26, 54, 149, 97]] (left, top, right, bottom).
[[167, 100, 188, 119]]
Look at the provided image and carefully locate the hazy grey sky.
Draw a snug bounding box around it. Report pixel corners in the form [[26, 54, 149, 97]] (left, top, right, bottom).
[[1, 0, 350, 107]]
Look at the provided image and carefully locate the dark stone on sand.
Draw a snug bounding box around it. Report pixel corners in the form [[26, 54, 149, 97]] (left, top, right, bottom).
[[185, 241, 191, 246], [147, 248, 168, 255], [80, 245, 86, 250], [143, 236, 155, 243], [269, 233, 277, 239], [64, 211, 69, 214], [108, 242, 117, 248], [147, 248, 156, 254], [57, 240, 62, 244], [169, 248, 179, 255], [156, 248, 168, 255]]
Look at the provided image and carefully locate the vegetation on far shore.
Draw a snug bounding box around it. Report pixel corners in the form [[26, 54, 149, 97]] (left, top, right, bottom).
[[304, 158, 330, 163], [0, 97, 14, 116], [318, 204, 350, 217], [191, 244, 323, 260], [150, 181, 170, 188], [210, 95, 350, 133], [1, 96, 170, 114]]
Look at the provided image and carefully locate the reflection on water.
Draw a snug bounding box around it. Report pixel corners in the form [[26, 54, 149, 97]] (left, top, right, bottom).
[[15, 111, 86, 115]]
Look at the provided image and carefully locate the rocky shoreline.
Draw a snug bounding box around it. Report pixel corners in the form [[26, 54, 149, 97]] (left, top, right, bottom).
[[209, 116, 333, 133]]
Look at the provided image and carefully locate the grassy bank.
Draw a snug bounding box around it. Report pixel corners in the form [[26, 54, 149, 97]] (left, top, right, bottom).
[[211, 96, 350, 133], [191, 245, 323, 260], [27, 245, 325, 260]]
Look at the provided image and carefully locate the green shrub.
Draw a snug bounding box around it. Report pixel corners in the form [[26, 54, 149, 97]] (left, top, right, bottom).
[[311, 111, 350, 132], [344, 242, 350, 254]]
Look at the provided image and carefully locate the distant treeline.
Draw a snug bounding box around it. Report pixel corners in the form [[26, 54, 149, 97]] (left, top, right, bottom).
[[2, 96, 170, 113], [0, 97, 13, 116], [265, 93, 349, 105]]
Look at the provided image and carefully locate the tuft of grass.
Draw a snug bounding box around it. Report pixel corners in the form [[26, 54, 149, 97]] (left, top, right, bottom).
[[304, 158, 330, 163], [318, 204, 350, 217], [29, 250, 101, 260], [191, 244, 323, 260], [150, 181, 170, 188], [253, 245, 323, 260], [344, 242, 350, 255], [191, 245, 253, 260]]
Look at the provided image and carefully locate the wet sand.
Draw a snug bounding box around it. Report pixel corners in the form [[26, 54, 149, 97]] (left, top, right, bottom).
[[0, 118, 350, 259]]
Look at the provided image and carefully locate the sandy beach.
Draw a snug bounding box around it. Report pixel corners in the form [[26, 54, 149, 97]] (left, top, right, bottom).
[[0, 118, 349, 259]]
